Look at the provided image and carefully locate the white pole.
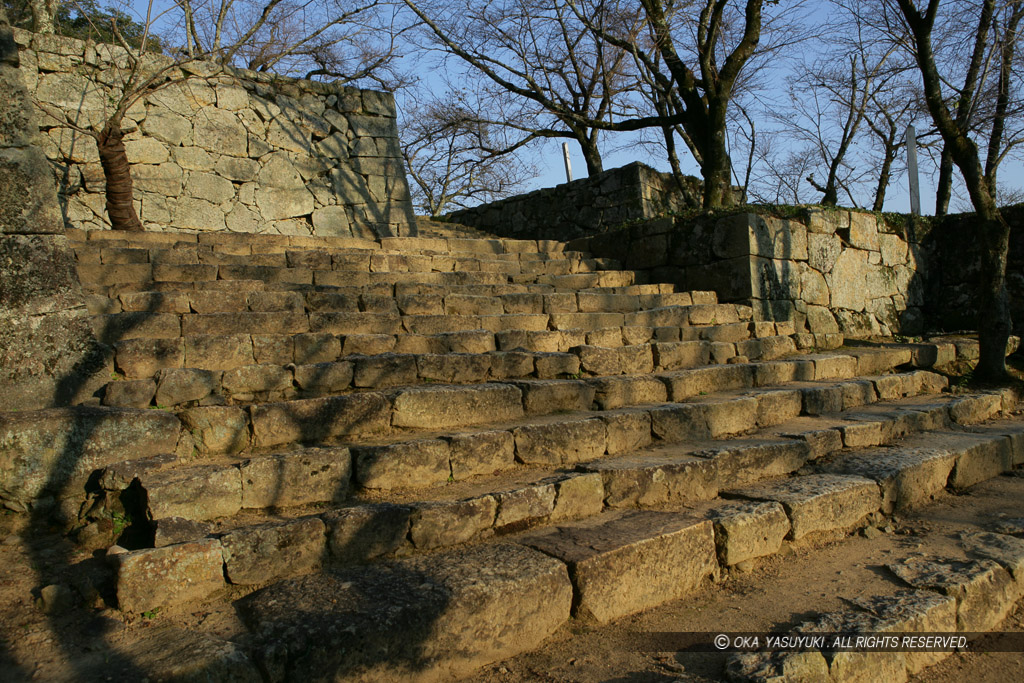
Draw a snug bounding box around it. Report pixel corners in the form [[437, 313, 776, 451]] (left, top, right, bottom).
[[906, 124, 921, 216], [562, 142, 573, 183]]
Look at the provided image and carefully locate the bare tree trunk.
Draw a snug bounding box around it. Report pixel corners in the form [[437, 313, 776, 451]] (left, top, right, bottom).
[[896, 0, 1008, 380], [577, 132, 604, 176], [934, 145, 953, 216], [96, 121, 144, 232], [872, 144, 896, 212], [29, 0, 58, 34]]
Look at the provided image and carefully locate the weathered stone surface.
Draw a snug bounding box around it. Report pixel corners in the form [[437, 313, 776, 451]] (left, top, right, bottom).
[[250, 393, 391, 449], [819, 446, 956, 513], [494, 482, 557, 530], [550, 473, 605, 522], [602, 409, 653, 455], [448, 430, 515, 479], [143, 464, 242, 521], [155, 367, 220, 406], [240, 447, 351, 508], [523, 512, 717, 623], [707, 501, 789, 566], [410, 496, 497, 550], [514, 418, 606, 465], [115, 539, 224, 613], [945, 431, 1013, 489], [583, 454, 719, 508], [240, 543, 571, 681], [324, 503, 412, 564], [392, 383, 523, 429], [730, 474, 881, 541], [890, 557, 1018, 632], [589, 376, 667, 409], [353, 439, 450, 490], [511, 379, 594, 415], [221, 517, 326, 585], [0, 407, 181, 506], [111, 625, 262, 682], [849, 590, 958, 674]]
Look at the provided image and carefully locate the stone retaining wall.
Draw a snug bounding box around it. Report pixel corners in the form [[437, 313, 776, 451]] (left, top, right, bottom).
[[923, 205, 1024, 335], [446, 162, 703, 241], [568, 208, 925, 339], [1, 12, 105, 411], [12, 29, 416, 238]]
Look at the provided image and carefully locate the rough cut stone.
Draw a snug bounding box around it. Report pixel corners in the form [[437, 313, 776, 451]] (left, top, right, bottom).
[[392, 384, 523, 429], [221, 517, 326, 585], [240, 447, 351, 508], [240, 543, 571, 681], [730, 474, 881, 541], [523, 512, 717, 623], [115, 539, 224, 613], [707, 501, 789, 566]]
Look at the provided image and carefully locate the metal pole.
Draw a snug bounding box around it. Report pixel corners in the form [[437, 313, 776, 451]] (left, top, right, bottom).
[[906, 124, 921, 216], [562, 142, 572, 183]]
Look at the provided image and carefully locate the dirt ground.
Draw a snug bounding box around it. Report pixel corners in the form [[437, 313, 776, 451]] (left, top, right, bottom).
[[2, 475, 1024, 681]]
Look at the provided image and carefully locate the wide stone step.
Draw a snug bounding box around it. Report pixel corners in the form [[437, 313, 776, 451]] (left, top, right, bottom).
[[160, 352, 938, 455], [727, 528, 1024, 681], [95, 370, 968, 539], [106, 413, 1024, 676], [88, 288, 713, 320], [103, 335, 809, 408], [88, 305, 761, 344]]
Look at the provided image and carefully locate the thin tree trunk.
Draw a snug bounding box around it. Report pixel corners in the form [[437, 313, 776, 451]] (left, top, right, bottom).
[[577, 132, 604, 176], [934, 145, 953, 216], [872, 144, 896, 212], [96, 121, 144, 232]]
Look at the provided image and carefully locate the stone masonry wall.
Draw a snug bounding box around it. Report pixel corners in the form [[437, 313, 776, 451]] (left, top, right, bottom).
[[11, 29, 416, 238], [923, 206, 1024, 336], [569, 208, 925, 340], [0, 12, 106, 411], [447, 162, 703, 241]]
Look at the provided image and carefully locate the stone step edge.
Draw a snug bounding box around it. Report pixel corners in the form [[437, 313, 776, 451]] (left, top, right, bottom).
[[109, 419, 1024, 660], [67, 228, 575, 256], [104, 336, 803, 410], [89, 288, 717, 317], [725, 530, 1024, 682], [165, 350, 940, 457], [100, 382, 1008, 569]]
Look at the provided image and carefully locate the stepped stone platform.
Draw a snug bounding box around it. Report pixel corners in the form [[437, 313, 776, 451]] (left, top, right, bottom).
[[3, 227, 1023, 682]]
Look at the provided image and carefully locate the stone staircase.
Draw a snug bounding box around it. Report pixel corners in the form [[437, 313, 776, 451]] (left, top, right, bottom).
[[4, 227, 1024, 681]]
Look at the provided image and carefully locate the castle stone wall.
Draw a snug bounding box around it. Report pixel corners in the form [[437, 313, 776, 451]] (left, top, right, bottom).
[[12, 29, 416, 238]]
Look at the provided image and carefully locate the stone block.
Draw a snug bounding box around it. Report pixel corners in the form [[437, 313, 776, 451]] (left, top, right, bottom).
[[514, 418, 607, 465], [410, 496, 497, 550], [448, 429, 515, 479], [494, 482, 557, 530], [250, 393, 392, 449], [707, 501, 789, 566], [353, 353, 418, 388], [819, 446, 956, 513], [221, 517, 326, 585], [323, 503, 413, 564], [602, 410, 653, 455], [510, 379, 594, 415], [240, 544, 571, 682], [155, 368, 220, 406], [890, 558, 1017, 632], [589, 376, 668, 409], [240, 447, 351, 509], [353, 439, 451, 490], [179, 405, 250, 455], [584, 454, 719, 508], [730, 474, 880, 541], [103, 379, 156, 408], [222, 364, 292, 395], [143, 464, 242, 521], [115, 539, 224, 613], [184, 334, 254, 371], [392, 384, 523, 429], [550, 473, 605, 522], [523, 512, 717, 623], [293, 362, 354, 394]]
